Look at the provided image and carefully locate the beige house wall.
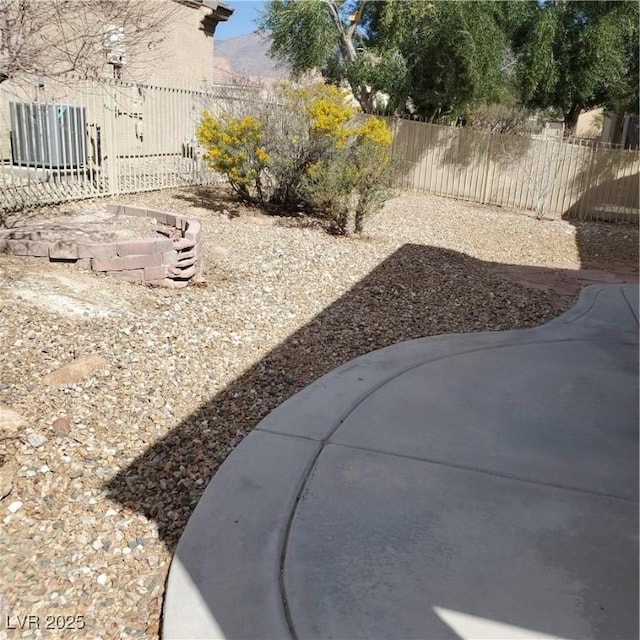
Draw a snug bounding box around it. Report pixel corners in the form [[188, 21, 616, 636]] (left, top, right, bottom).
[[121, 1, 215, 88], [0, 0, 231, 161]]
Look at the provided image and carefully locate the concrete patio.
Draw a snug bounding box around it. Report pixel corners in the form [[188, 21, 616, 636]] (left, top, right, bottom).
[[163, 283, 639, 640]]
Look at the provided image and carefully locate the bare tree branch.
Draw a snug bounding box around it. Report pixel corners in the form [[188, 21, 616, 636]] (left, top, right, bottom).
[[0, 0, 179, 84]]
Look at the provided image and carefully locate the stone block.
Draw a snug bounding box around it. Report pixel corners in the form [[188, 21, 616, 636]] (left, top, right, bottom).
[[7, 239, 49, 256], [77, 243, 117, 259], [105, 203, 124, 215], [123, 205, 147, 217], [107, 269, 144, 281], [92, 256, 127, 272], [42, 355, 106, 385], [185, 220, 201, 242], [148, 209, 177, 226], [168, 264, 185, 276], [117, 239, 157, 256], [146, 209, 168, 224], [7, 240, 30, 255], [169, 265, 197, 279], [49, 241, 79, 260], [156, 226, 174, 238], [162, 250, 179, 266], [155, 238, 174, 252], [144, 266, 168, 281], [176, 248, 196, 261], [125, 253, 163, 269], [173, 238, 195, 252], [176, 255, 197, 268], [25, 241, 51, 257]]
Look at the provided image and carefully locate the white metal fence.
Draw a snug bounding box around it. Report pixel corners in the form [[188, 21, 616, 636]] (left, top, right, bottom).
[[1, 77, 638, 224]]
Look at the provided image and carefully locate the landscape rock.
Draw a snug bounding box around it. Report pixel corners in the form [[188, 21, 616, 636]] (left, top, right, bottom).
[[0, 463, 16, 500], [26, 432, 47, 448], [7, 500, 23, 514], [0, 186, 635, 640], [52, 416, 72, 436], [0, 405, 26, 437], [41, 355, 107, 385]]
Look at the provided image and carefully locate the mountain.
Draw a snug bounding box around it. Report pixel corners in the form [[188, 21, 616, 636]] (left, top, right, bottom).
[[212, 31, 290, 83]]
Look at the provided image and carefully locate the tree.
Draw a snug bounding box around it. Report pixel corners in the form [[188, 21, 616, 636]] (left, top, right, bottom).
[[0, 0, 177, 84], [515, 0, 639, 135], [260, 0, 532, 119], [260, 0, 407, 113], [368, 0, 532, 121]]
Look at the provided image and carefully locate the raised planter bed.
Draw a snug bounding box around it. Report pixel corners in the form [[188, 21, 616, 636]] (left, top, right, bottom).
[[0, 204, 203, 288]]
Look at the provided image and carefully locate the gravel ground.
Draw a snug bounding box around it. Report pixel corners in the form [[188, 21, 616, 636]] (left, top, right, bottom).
[[0, 187, 637, 639]]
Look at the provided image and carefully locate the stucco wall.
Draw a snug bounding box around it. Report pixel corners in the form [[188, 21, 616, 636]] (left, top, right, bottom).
[[123, 1, 214, 88], [0, 1, 226, 163]]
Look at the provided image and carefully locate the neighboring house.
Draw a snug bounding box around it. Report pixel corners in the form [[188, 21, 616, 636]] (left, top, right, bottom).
[[575, 108, 604, 140], [602, 110, 639, 149], [574, 107, 638, 149], [541, 107, 638, 150]]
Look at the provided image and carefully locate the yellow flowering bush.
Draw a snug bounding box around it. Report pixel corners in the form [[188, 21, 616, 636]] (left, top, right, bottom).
[[355, 116, 393, 149], [195, 82, 395, 233], [196, 112, 270, 200]]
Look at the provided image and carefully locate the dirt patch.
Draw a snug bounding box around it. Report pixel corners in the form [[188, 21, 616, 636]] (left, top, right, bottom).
[[486, 262, 639, 298], [0, 256, 139, 317]]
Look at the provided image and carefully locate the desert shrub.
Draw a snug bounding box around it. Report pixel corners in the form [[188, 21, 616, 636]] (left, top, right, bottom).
[[195, 82, 394, 234], [195, 113, 270, 202], [300, 116, 396, 234]]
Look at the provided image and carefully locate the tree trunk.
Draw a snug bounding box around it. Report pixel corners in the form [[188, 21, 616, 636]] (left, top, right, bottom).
[[354, 85, 375, 113], [564, 103, 583, 137], [326, 0, 375, 113]]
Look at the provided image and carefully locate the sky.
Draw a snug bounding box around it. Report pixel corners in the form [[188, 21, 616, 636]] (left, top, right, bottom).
[[216, 1, 268, 41]]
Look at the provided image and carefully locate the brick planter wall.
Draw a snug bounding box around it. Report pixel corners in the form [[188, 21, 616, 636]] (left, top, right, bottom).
[[0, 204, 203, 288]]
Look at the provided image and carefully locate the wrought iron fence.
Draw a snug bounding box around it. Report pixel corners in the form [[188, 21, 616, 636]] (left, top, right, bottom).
[[0, 76, 262, 211]]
